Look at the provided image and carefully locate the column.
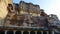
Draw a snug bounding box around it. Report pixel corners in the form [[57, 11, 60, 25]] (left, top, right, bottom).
[[52, 31, 54, 34], [28, 31, 30, 34], [46, 31, 49, 34], [35, 31, 37, 34], [14, 30, 16, 34], [5, 30, 8, 34], [21, 31, 24, 34], [41, 31, 43, 34]]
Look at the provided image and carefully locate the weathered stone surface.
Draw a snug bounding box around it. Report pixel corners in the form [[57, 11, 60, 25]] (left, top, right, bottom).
[[48, 14, 60, 27], [0, 17, 4, 25], [19, 1, 40, 16], [0, 0, 13, 19], [4, 1, 60, 28], [0, 0, 60, 29]]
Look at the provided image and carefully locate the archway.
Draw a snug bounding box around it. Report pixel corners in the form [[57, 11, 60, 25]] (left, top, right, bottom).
[[43, 31, 47, 34], [37, 31, 41, 34], [15, 31, 21, 34], [0, 30, 5, 34], [23, 31, 29, 34], [7, 30, 13, 34], [30, 31, 35, 34]]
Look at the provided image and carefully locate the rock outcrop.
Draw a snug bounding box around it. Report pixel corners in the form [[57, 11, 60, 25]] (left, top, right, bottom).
[[5, 1, 49, 27], [48, 14, 60, 28], [0, 0, 13, 19], [0, 0, 60, 29]]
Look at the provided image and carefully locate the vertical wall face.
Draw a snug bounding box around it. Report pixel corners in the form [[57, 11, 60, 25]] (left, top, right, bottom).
[[0, 0, 8, 19], [0, 0, 13, 26], [0, 0, 13, 19]]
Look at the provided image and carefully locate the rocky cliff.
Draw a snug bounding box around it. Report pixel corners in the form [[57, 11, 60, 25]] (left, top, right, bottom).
[[0, 0, 60, 29], [4, 1, 48, 27], [0, 0, 13, 19]]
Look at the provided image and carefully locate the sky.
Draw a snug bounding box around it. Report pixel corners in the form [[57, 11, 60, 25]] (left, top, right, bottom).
[[13, 0, 60, 19]]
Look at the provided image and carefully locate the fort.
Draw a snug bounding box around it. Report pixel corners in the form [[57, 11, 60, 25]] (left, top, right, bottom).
[[0, 0, 60, 34]]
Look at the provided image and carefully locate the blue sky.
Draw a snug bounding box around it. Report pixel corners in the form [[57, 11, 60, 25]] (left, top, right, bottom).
[[13, 0, 60, 19]]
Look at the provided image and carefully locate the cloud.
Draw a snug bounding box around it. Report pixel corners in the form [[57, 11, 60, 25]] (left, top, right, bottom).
[[52, 2, 60, 19]]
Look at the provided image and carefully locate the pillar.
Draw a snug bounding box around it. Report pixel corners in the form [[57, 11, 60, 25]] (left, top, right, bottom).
[[52, 31, 54, 34], [5, 30, 8, 34], [35, 31, 37, 34], [21, 31, 24, 34], [28, 31, 31, 34], [46, 31, 49, 34], [14, 30, 16, 34], [41, 31, 43, 34]]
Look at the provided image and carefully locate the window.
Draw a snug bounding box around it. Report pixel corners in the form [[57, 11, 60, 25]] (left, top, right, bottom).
[[8, 4, 13, 10]]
